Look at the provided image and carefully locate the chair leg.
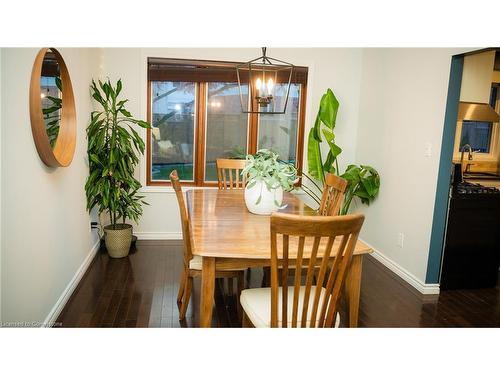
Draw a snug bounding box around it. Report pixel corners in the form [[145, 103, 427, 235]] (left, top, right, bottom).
[[246, 267, 252, 284], [227, 277, 235, 297], [177, 267, 186, 305], [236, 272, 245, 320], [262, 267, 270, 287], [179, 276, 193, 320]]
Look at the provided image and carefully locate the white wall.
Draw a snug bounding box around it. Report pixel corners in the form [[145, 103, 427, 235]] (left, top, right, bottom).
[[0, 48, 101, 325], [98, 48, 364, 237], [355, 48, 466, 285], [0, 48, 3, 322]]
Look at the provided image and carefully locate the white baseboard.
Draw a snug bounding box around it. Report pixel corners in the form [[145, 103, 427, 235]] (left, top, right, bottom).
[[42, 239, 101, 327], [364, 240, 440, 295], [134, 231, 182, 240]]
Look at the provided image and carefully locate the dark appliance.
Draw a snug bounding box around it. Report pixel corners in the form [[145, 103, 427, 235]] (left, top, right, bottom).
[[440, 167, 500, 290]]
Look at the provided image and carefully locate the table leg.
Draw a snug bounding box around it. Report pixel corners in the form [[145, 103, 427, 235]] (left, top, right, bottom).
[[345, 254, 363, 328], [200, 257, 216, 328]]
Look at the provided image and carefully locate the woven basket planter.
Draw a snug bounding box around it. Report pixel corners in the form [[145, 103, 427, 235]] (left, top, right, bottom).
[[104, 224, 133, 258]]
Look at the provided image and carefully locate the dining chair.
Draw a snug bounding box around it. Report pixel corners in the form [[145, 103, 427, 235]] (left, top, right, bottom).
[[216, 158, 247, 189], [240, 212, 365, 328], [318, 173, 348, 216], [170, 170, 246, 320], [261, 173, 349, 287]]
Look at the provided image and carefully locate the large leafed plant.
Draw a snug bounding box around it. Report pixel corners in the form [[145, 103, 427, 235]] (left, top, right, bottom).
[[85, 79, 151, 228], [306, 88, 380, 214]]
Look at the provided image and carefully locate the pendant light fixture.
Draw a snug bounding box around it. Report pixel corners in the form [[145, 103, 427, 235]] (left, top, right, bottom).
[[236, 47, 294, 114]]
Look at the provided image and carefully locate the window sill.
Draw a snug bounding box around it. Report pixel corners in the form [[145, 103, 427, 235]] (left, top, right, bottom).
[[140, 185, 218, 194]]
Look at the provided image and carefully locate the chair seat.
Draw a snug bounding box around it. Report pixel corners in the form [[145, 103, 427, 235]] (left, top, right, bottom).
[[240, 286, 340, 328], [188, 255, 245, 272]]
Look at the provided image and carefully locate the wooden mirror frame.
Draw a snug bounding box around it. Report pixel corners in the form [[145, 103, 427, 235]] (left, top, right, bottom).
[[29, 48, 76, 167]]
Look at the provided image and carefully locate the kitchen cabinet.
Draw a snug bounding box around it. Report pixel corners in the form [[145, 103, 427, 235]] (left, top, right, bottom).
[[460, 50, 495, 103]]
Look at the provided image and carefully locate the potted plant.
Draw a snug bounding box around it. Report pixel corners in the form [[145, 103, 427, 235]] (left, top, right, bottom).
[[242, 149, 297, 215], [305, 88, 380, 214], [85, 79, 151, 258]]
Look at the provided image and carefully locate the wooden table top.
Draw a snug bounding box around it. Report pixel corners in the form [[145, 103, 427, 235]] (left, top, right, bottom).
[[186, 189, 372, 259]]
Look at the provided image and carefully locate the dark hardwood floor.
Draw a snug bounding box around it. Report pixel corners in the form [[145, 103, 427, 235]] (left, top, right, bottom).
[[56, 240, 500, 328]]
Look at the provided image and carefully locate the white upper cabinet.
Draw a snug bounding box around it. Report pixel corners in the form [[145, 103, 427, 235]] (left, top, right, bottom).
[[460, 50, 495, 103]]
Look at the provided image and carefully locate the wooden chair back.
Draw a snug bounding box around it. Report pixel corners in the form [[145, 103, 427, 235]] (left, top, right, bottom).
[[270, 212, 365, 328], [318, 173, 348, 216], [216, 158, 247, 190], [170, 170, 193, 265]]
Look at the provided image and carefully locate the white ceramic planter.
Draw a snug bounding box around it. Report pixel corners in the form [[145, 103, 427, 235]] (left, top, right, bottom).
[[244, 180, 283, 215]]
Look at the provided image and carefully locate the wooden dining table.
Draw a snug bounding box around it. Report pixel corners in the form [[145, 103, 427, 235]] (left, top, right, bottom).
[[186, 188, 372, 328]]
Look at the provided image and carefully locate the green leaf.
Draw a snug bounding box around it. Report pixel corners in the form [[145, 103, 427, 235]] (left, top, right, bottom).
[[116, 99, 128, 108], [89, 154, 103, 166], [119, 109, 132, 117], [323, 151, 336, 174], [312, 109, 322, 142], [322, 128, 334, 143], [319, 88, 339, 129], [55, 76, 62, 91], [307, 128, 324, 182], [329, 142, 342, 158], [116, 79, 122, 96], [322, 128, 342, 158], [135, 120, 151, 129]]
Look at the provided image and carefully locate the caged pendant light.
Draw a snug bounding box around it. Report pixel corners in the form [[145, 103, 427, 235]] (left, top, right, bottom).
[[236, 47, 294, 114]]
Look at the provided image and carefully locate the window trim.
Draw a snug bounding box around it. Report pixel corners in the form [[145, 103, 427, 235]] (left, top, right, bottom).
[[146, 58, 308, 187]]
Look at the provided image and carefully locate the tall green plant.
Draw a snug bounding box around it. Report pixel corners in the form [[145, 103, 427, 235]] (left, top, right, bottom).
[[85, 79, 151, 228], [307, 89, 342, 183], [306, 89, 380, 214]]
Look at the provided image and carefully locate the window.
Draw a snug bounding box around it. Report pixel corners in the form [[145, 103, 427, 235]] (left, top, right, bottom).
[[453, 84, 500, 161], [205, 82, 248, 182], [258, 83, 301, 164], [460, 121, 492, 153], [147, 58, 308, 186], [151, 81, 196, 181]]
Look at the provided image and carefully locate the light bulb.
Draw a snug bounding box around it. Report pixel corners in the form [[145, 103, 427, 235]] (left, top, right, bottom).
[[255, 78, 262, 91], [267, 78, 274, 95], [40, 93, 46, 99], [175, 104, 182, 111]]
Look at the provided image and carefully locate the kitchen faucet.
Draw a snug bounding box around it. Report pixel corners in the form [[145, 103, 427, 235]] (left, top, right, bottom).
[[460, 144, 474, 173]]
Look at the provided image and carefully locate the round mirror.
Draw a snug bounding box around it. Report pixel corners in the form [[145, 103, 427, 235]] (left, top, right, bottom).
[[30, 48, 76, 167]]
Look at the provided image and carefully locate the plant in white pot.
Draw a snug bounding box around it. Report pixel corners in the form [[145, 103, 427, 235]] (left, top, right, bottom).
[[242, 149, 297, 215], [85, 79, 151, 258]]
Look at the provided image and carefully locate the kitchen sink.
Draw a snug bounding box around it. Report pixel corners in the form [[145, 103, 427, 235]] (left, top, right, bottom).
[[463, 171, 500, 180]]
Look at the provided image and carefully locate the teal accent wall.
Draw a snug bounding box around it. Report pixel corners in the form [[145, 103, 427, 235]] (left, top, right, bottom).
[[425, 55, 464, 283]]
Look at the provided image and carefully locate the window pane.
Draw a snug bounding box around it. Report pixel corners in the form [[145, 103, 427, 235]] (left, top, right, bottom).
[[257, 83, 300, 163], [204, 82, 248, 182], [151, 81, 196, 181], [41, 76, 61, 148], [460, 121, 492, 153]]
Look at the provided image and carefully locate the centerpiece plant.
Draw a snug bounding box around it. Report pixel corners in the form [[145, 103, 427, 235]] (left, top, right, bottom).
[[242, 149, 297, 215], [306, 88, 381, 214], [85, 79, 151, 258]]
